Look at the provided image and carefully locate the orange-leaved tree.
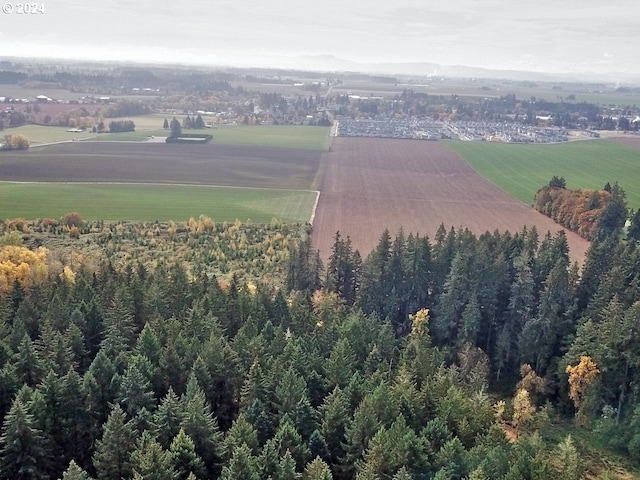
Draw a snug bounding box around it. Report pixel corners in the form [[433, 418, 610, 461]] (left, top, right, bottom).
[[566, 355, 599, 423]]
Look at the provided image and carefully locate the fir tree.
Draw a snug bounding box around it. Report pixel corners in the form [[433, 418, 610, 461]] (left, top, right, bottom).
[[92, 404, 136, 480], [0, 397, 50, 480], [61, 460, 91, 480], [170, 428, 206, 480], [130, 432, 176, 480], [153, 387, 183, 449], [220, 444, 259, 480], [179, 376, 224, 478], [302, 456, 333, 480]]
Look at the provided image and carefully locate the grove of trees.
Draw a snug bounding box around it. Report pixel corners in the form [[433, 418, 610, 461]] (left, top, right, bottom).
[[108, 120, 136, 133], [533, 179, 629, 241], [1, 133, 29, 150]]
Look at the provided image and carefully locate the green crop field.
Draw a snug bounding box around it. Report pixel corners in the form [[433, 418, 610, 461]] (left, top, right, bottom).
[[4, 116, 329, 149], [0, 182, 317, 223], [195, 124, 330, 150], [93, 115, 331, 150], [3, 125, 97, 145], [445, 139, 640, 209]]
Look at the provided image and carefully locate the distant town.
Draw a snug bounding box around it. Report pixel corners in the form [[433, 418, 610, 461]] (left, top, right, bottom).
[[1, 59, 640, 145]]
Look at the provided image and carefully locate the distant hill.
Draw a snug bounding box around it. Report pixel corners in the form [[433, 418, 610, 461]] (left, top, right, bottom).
[[258, 54, 640, 84]]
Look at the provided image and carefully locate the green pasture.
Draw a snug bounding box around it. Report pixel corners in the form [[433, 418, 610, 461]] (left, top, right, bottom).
[[87, 130, 162, 142], [445, 139, 640, 209], [4, 125, 96, 145], [98, 115, 330, 150], [6, 116, 329, 149], [194, 124, 330, 150], [0, 183, 317, 223]]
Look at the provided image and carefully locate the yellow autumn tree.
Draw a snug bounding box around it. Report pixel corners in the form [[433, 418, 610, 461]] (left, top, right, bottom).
[[512, 388, 535, 438], [0, 245, 49, 295], [60, 265, 76, 285], [566, 355, 599, 422], [409, 308, 430, 336]]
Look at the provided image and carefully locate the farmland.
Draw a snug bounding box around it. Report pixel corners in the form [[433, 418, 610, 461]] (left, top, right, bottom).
[[0, 133, 326, 222], [5, 119, 330, 150], [312, 137, 590, 265], [0, 183, 316, 223], [86, 118, 331, 150], [445, 139, 640, 209], [0, 142, 321, 188], [3, 124, 96, 144]]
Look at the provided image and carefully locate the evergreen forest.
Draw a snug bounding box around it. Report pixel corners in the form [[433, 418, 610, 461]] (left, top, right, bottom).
[[1, 214, 640, 479]]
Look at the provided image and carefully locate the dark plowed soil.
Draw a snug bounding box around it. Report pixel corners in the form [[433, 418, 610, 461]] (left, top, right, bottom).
[[0, 142, 320, 189]]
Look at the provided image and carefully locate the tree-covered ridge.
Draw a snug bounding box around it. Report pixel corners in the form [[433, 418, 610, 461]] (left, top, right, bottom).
[[1, 221, 640, 478]]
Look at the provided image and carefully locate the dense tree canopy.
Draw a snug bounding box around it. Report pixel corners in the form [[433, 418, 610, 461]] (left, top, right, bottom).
[[1, 218, 640, 478]]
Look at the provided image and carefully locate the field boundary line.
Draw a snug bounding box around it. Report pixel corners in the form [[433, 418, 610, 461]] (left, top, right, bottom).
[[309, 191, 320, 226], [0, 180, 319, 194]]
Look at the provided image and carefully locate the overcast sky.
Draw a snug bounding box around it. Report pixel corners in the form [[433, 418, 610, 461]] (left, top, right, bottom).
[[1, 0, 639, 76]]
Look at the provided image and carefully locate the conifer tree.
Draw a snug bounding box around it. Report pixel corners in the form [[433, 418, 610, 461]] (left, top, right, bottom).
[[61, 460, 91, 480], [325, 338, 355, 388], [276, 449, 301, 480], [179, 375, 224, 478], [117, 359, 155, 418], [101, 291, 136, 371], [220, 444, 259, 480], [306, 430, 330, 464], [302, 457, 333, 480], [275, 367, 308, 416], [93, 404, 136, 480], [318, 387, 349, 467], [274, 414, 310, 470], [169, 428, 206, 480], [130, 432, 176, 480], [15, 333, 45, 387], [59, 368, 92, 468], [83, 351, 120, 436], [223, 413, 260, 459], [153, 387, 183, 449], [0, 397, 50, 480], [553, 435, 581, 480]]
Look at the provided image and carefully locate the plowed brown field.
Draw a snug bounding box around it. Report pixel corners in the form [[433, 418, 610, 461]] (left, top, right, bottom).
[[614, 136, 640, 150], [312, 137, 590, 265], [0, 142, 320, 189]]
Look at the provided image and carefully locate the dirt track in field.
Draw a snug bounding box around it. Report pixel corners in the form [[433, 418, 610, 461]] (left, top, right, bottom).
[[312, 137, 590, 265]]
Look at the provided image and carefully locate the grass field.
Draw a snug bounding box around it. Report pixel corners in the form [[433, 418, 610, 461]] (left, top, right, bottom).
[[0, 121, 326, 222], [4, 116, 330, 150], [0, 182, 317, 223], [4, 124, 97, 144], [88, 115, 331, 150], [445, 139, 640, 209]]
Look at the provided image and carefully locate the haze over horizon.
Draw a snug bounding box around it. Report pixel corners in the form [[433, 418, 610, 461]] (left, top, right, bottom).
[[1, 0, 639, 80]]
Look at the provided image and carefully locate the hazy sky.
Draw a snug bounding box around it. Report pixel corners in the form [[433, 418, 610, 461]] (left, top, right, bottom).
[[1, 0, 639, 75]]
